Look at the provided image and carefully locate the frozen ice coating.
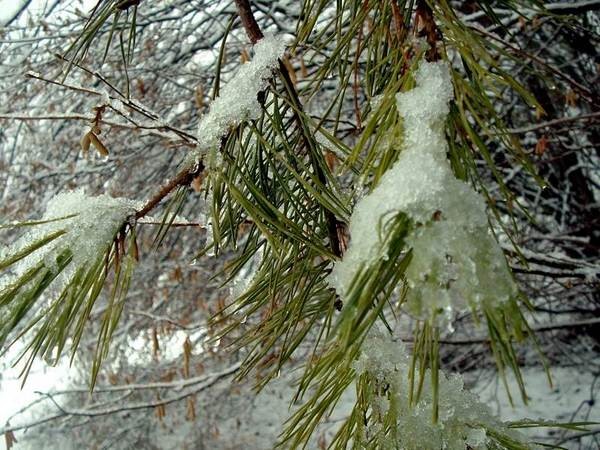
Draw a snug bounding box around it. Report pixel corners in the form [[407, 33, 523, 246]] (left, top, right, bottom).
[[195, 34, 287, 156], [329, 61, 517, 325], [1, 190, 136, 286], [354, 327, 531, 450], [229, 246, 263, 299]]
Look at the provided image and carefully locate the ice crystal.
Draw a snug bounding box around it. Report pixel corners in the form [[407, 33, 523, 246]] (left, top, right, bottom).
[[354, 328, 534, 450], [329, 61, 517, 326], [194, 34, 286, 158], [229, 246, 263, 299]]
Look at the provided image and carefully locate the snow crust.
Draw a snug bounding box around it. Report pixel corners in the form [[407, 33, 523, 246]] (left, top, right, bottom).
[[354, 327, 530, 449], [194, 34, 286, 157], [329, 61, 517, 326]]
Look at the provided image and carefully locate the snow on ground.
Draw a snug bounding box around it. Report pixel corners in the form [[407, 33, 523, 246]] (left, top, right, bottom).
[[475, 366, 599, 449], [0, 344, 75, 450], [1, 353, 597, 449]]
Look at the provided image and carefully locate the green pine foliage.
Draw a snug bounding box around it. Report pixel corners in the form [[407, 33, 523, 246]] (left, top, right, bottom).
[[0, 0, 596, 448]]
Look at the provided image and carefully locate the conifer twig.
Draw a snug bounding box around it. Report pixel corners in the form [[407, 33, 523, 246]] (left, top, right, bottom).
[[234, 0, 344, 258], [416, 0, 441, 62], [134, 162, 204, 220], [234, 0, 264, 44]]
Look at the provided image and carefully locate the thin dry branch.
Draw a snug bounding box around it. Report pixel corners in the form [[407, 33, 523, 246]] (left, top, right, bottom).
[[134, 162, 204, 220], [0, 362, 241, 435], [508, 111, 600, 134]]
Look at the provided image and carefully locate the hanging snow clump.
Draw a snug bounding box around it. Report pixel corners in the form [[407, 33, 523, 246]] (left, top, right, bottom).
[[329, 61, 518, 327]]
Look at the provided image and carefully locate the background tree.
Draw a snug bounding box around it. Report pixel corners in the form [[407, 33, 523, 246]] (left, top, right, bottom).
[[0, 0, 599, 449]]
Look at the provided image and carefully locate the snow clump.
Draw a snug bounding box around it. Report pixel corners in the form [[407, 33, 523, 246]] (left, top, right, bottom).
[[1, 190, 136, 288], [195, 34, 287, 157], [329, 61, 517, 326], [354, 327, 534, 450]]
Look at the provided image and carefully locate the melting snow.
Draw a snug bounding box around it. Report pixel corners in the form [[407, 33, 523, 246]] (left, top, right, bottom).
[[329, 61, 517, 327], [354, 327, 530, 449]]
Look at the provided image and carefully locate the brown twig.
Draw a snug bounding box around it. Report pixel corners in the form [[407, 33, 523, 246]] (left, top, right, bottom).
[[507, 111, 600, 134], [116, 0, 141, 10], [415, 0, 441, 62], [136, 220, 204, 228], [234, 0, 264, 44], [134, 162, 204, 220], [397, 317, 600, 345]]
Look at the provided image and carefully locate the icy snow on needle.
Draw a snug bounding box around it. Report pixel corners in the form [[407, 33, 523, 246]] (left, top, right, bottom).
[[0, 190, 136, 288], [329, 61, 517, 325], [195, 34, 286, 156], [354, 327, 532, 449]]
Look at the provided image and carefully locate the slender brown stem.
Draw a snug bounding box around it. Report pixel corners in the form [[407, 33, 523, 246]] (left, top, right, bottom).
[[135, 162, 203, 220], [116, 0, 141, 10], [415, 0, 440, 62], [508, 111, 600, 134], [234, 0, 264, 44]]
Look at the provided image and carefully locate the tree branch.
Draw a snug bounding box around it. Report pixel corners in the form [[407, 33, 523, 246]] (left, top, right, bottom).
[[508, 111, 600, 134], [234, 0, 264, 44], [233, 0, 344, 258], [0, 363, 241, 435], [546, 0, 600, 14], [134, 162, 203, 220], [432, 317, 600, 345], [1, 0, 33, 27]]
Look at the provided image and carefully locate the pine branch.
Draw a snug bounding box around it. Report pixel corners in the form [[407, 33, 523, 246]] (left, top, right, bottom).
[[234, 0, 344, 258], [134, 162, 204, 220]]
